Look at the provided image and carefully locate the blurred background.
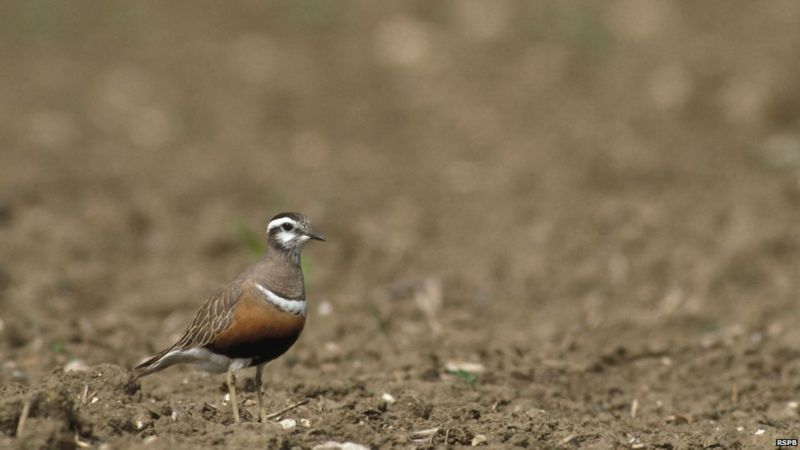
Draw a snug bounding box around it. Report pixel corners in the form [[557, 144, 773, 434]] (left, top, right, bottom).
[[2, 1, 800, 448]]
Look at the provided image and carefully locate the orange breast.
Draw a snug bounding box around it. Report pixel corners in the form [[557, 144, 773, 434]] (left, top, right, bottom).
[[209, 287, 306, 363]]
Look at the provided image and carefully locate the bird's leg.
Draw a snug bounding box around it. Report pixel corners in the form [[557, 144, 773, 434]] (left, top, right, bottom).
[[255, 364, 267, 423], [227, 367, 240, 423]]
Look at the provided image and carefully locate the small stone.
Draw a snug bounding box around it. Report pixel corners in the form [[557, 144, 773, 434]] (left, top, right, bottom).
[[300, 418, 311, 427], [143, 436, 158, 444], [279, 418, 297, 430], [787, 401, 798, 409], [324, 342, 341, 354], [135, 412, 153, 431], [471, 434, 487, 446], [525, 408, 546, 417], [2, 361, 27, 381], [665, 414, 689, 424], [339, 444, 369, 450], [318, 301, 333, 316], [755, 429, 765, 436], [446, 361, 486, 374], [381, 393, 396, 404], [64, 359, 90, 373]]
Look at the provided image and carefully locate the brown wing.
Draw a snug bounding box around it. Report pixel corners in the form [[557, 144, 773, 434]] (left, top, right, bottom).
[[174, 282, 242, 349], [132, 282, 242, 378]]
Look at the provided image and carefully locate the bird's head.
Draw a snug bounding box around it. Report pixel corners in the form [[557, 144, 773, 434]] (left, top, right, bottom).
[[266, 212, 325, 253]]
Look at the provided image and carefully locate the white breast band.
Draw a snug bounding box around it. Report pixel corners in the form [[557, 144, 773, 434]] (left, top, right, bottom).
[[254, 283, 307, 316]]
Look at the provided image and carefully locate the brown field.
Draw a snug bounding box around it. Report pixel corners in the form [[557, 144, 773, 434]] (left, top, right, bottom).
[[2, 1, 800, 448]]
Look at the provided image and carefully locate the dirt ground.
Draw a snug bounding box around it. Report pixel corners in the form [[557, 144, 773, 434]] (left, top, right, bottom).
[[2, 1, 800, 449]]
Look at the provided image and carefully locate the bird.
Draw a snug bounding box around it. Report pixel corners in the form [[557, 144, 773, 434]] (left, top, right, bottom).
[[132, 212, 325, 423]]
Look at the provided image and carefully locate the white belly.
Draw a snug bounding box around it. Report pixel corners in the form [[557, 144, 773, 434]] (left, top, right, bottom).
[[155, 347, 253, 373]]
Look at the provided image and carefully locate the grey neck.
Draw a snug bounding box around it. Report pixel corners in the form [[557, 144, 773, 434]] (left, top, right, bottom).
[[273, 244, 301, 265], [246, 245, 305, 299]]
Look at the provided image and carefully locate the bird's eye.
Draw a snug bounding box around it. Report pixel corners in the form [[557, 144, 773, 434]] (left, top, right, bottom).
[[281, 223, 294, 232]]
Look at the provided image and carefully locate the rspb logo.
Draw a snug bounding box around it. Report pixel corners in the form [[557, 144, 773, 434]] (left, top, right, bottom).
[[776, 439, 798, 447]]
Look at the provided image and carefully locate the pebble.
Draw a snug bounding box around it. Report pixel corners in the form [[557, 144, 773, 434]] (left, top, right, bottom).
[[64, 359, 90, 372], [381, 393, 396, 404], [446, 361, 486, 374], [318, 301, 333, 316], [471, 434, 487, 446], [2, 361, 27, 381], [324, 342, 341, 354], [279, 418, 297, 430]]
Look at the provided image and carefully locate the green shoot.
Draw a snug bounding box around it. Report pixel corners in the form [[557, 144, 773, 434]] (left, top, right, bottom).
[[448, 368, 478, 386]]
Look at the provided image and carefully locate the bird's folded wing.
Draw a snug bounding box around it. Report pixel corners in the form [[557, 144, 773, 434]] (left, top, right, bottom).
[[174, 282, 242, 349]]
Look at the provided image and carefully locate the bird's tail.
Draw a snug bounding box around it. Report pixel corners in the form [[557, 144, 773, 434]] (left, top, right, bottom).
[[131, 346, 175, 380]]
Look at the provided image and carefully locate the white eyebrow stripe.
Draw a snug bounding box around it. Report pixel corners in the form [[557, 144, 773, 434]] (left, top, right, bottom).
[[267, 217, 299, 231], [254, 283, 307, 316]]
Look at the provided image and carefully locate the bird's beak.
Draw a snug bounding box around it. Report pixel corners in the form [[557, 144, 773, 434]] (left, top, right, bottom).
[[306, 230, 326, 241]]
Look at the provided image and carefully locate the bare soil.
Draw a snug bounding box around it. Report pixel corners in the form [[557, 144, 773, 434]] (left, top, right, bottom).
[[2, 1, 800, 449]]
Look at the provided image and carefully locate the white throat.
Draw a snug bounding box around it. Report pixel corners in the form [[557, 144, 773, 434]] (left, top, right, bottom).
[[254, 283, 307, 316], [275, 230, 301, 246]]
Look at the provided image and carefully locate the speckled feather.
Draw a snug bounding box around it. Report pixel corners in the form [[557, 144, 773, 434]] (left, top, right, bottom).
[[132, 283, 242, 377], [176, 283, 241, 349]]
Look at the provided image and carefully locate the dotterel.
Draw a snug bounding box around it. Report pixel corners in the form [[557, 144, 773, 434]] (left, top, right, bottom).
[[133, 212, 325, 423]]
